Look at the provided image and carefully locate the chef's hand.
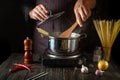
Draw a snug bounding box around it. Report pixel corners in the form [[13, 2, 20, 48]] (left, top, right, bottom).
[[74, 0, 96, 27], [29, 4, 49, 21]]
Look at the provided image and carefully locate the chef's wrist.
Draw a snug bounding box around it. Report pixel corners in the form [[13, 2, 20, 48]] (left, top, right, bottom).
[[77, 0, 96, 10]]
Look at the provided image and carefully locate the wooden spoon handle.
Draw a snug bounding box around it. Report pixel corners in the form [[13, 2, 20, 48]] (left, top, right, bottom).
[[59, 21, 78, 38], [67, 22, 78, 32]]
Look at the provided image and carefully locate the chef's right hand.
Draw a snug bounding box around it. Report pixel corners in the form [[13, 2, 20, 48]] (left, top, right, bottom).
[[29, 4, 49, 21]]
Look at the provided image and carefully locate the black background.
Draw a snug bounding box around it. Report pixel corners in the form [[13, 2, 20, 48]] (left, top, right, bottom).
[[0, 0, 120, 65], [0, 0, 33, 63]]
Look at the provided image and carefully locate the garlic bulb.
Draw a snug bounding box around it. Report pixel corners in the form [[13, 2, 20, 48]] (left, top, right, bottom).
[[81, 65, 89, 73]]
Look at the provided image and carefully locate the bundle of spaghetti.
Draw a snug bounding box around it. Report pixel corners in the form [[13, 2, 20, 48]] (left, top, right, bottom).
[[93, 19, 120, 61], [93, 19, 120, 48]]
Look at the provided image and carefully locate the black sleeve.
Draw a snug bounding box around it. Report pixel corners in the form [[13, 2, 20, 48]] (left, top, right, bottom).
[[21, 0, 36, 23]]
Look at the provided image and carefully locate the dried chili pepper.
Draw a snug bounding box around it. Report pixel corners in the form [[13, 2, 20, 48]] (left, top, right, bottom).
[[9, 64, 34, 72], [9, 66, 25, 72], [13, 63, 33, 72]]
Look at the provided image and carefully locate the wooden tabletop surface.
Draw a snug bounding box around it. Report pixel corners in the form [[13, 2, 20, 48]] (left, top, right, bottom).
[[0, 53, 120, 80]]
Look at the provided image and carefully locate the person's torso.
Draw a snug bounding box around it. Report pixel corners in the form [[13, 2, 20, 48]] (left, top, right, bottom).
[[34, 0, 78, 53], [36, 0, 77, 32], [36, 0, 75, 13]]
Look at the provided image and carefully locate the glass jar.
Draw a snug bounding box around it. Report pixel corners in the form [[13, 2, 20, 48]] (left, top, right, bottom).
[[93, 46, 102, 62]]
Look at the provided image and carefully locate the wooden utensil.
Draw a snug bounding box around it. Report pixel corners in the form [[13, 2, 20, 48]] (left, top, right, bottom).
[[59, 21, 78, 38]]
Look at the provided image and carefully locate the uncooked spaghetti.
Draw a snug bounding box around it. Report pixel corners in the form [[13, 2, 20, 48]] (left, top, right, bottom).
[[93, 19, 120, 61]]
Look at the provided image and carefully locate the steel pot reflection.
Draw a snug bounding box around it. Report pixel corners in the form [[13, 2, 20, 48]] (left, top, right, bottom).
[[48, 32, 87, 55]]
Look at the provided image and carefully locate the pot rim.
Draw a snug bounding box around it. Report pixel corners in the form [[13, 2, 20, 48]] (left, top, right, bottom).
[[49, 32, 87, 39]]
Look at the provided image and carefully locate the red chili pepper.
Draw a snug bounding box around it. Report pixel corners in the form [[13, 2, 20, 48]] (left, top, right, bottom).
[[13, 63, 33, 72], [9, 66, 25, 72], [9, 64, 33, 72]]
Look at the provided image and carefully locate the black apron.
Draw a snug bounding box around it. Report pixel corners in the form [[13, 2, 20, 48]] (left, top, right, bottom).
[[33, 0, 77, 54]]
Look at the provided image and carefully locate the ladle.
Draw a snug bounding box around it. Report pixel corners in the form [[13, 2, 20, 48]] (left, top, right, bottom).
[[59, 21, 78, 38]]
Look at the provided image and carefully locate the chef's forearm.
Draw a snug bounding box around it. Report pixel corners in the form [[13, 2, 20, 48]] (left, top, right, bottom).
[[21, 0, 36, 22], [86, 0, 96, 9], [77, 0, 96, 9]]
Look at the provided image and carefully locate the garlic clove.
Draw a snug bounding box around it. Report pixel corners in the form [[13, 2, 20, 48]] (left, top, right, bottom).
[[81, 65, 89, 73]]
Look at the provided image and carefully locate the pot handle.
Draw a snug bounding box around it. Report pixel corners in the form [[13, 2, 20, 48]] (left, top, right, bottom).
[[79, 33, 87, 39]]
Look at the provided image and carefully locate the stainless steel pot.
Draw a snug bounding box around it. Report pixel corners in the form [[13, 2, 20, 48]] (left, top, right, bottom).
[[48, 32, 87, 56]]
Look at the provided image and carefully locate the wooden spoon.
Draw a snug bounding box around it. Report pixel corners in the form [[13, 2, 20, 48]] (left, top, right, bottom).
[[59, 21, 78, 38]]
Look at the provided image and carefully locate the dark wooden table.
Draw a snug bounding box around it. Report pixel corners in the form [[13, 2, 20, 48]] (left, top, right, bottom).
[[0, 53, 120, 80]]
